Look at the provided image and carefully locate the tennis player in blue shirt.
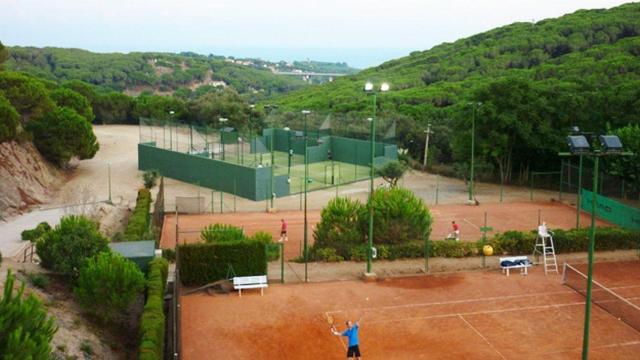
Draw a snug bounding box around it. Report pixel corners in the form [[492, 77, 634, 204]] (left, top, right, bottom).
[[332, 319, 361, 359]]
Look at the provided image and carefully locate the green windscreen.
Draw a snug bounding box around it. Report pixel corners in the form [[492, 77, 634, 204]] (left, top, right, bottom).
[[581, 189, 640, 230]]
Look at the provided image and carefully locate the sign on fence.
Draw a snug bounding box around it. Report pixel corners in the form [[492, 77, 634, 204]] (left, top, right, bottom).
[[581, 189, 640, 230]]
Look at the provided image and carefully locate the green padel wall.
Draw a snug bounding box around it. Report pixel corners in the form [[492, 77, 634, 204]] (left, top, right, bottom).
[[139, 143, 285, 201]]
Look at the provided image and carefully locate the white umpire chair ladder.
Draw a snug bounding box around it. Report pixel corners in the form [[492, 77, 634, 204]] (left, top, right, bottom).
[[533, 224, 558, 274]]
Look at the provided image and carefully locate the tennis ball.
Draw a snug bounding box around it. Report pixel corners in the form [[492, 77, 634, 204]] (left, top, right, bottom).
[[483, 245, 494, 256]]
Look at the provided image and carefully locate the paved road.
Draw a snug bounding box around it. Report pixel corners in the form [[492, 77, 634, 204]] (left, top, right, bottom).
[[0, 204, 98, 259]]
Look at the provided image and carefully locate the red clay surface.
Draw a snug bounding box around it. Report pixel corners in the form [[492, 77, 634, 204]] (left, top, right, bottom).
[[180, 260, 640, 359], [161, 201, 609, 260]]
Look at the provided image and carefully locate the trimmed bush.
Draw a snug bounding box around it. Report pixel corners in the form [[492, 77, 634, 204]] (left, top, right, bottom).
[[124, 188, 152, 241], [0, 270, 58, 358], [201, 223, 245, 243], [179, 241, 267, 286], [250, 231, 280, 261], [320, 227, 640, 261], [36, 215, 109, 280], [313, 197, 364, 259], [21, 222, 51, 242], [138, 257, 169, 360], [74, 252, 145, 324]]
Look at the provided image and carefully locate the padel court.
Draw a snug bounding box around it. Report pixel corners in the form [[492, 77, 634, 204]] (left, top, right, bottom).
[[180, 260, 640, 359]]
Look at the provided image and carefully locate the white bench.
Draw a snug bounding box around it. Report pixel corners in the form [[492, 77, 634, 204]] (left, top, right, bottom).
[[500, 256, 532, 276], [233, 275, 268, 297]]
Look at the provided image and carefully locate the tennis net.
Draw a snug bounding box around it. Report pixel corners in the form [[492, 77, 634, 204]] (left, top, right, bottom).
[[563, 263, 640, 332]]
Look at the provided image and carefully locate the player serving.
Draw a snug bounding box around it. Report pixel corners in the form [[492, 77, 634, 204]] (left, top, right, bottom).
[[331, 319, 362, 359]]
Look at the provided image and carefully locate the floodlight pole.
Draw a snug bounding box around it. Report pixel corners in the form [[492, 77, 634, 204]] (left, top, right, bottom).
[[582, 155, 598, 360], [271, 128, 275, 208], [107, 162, 112, 204], [577, 155, 583, 228], [368, 96, 376, 274], [469, 103, 480, 203], [302, 110, 310, 282]]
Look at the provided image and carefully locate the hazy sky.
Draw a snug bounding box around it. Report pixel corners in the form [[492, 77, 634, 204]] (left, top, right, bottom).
[[0, 0, 631, 68]]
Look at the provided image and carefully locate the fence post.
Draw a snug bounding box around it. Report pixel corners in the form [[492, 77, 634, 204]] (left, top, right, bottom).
[[424, 233, 430, 273], [211, 190, 214, 213], [538, 209, 541, 226], [280, 243, 285, 284], [435, 175, 440, 205], [299, 178, 303, 211], [529, 173, 534, 201], [481, 212, 487, 268], [559, 159, 564, 201], [220, 191, 223, 213], [233, 180, 237, 213]]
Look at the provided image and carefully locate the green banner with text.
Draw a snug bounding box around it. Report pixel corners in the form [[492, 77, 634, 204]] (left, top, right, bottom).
[[581, 189, 640, 230]]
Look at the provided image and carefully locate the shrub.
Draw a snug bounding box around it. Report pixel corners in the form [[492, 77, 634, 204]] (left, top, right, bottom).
[[74, 252, 145, 324], [178, 241, 267, 286], [201, 223, 244, 243], [162, 248, 176, 262], [363, 187, 432, 245], [138, 258, 169, 360], [0, 270, 58, 358], [315, 247, 344, 262], [36, 215, 109, 281], [21, 222, 51, 242], [27, 273, 50, 289], [143, 169, 160, 189], [313, 197, 364, 259], [124, 189, 152, 241], [250, 231, 280, 261]]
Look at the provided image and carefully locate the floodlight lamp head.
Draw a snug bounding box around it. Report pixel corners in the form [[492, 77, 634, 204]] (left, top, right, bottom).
[[367, 117, 373, 122], [169, 110, 175, 115], [380, 83, 390, 92], [283, 127, 290, 131], [571, 126, 580, 134], [364, 82, 374, 92], [599, 135, 623, 153], [301, 110, 311, 115], [566, 135, 590, 155], [218, 117, 228, 123]]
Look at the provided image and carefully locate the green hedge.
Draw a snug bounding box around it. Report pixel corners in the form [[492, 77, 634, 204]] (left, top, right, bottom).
[[138, 257, 169, 360], [311, 227, 640, 261], [125, 189, 152, 241], [178, 241, 267, 286]]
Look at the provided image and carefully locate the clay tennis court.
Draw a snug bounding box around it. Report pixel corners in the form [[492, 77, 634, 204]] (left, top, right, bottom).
[[180, 260, 640, 359], [161, 200, 609, 260]]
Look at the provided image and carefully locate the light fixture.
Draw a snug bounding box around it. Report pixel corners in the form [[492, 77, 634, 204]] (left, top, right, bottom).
[[380, 82, 390, 92], [599, 135, 623, 153], [364, 82, 374, 92], [367, 117, 373, 122], [301, 110, 311, 115], [566, 135, 591, 155], [283, 127, 290, 131], [571, 126, 580, 134]]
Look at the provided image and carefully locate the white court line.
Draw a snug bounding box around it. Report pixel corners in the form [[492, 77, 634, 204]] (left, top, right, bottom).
[[458, 314, 506, 360], [541, 340, 640, 356], [325, 289, 575, 315], [363, 301, 584, 324], [463, 218, 480, 230]]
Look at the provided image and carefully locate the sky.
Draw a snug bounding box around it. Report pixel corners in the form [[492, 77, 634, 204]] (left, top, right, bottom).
[[0, 0, 632, 68]]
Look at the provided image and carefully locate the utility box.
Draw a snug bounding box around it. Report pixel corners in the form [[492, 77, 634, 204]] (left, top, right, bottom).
[[109, 240, 156, 273]]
